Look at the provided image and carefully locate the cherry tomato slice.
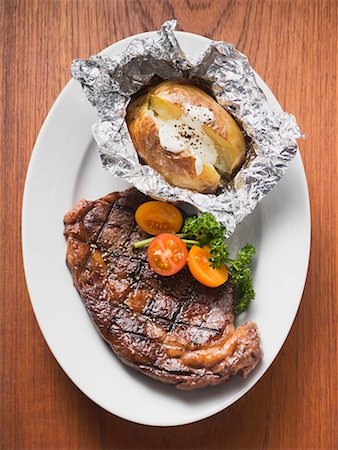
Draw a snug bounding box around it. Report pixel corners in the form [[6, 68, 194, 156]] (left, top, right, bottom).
[[188, 245, 228, 288], [135, 201, 183, 235], [147, 234, 188, 276]]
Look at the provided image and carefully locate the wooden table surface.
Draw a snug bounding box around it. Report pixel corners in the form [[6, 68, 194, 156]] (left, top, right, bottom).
[[1, 1, 337, 449]]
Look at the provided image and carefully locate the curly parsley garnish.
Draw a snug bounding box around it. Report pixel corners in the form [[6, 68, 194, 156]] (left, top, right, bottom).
[[227, 243, 256, 315], [181, 213, 255, 314], [182, 213, 229, 268]]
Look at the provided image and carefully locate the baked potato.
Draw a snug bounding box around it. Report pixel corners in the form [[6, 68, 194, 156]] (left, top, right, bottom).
[[126, 80, 246, 193]]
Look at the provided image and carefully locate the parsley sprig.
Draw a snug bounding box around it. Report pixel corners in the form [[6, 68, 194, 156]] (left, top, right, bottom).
[[228, 244, 256, 315], [181, 213, 229, 268], [181, 213, 255, 314]]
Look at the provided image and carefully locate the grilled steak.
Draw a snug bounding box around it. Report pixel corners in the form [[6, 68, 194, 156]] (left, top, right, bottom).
[[64, 188, 262, 389]]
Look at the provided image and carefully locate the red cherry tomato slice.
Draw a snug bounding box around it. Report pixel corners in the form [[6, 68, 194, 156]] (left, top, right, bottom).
[[147, 233, 188, 276]]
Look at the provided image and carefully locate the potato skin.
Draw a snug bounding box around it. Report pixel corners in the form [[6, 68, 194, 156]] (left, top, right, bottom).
[[126, 80, 245, 193]]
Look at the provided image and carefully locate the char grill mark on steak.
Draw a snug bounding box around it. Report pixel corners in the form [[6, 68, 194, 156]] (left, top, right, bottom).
[[64, 188, 262, 389]]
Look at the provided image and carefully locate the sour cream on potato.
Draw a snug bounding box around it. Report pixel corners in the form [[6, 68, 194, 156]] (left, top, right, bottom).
[[151, 106, 217, 176]]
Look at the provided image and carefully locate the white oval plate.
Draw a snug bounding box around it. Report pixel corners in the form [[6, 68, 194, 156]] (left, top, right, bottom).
[[22, 31, 310, 426]]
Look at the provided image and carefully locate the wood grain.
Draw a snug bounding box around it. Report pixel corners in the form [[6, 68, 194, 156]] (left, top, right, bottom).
[[0, 0, 337, 448]]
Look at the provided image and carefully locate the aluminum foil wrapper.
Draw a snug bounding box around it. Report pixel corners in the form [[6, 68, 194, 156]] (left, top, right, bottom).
[[71, 20, 302, 235]]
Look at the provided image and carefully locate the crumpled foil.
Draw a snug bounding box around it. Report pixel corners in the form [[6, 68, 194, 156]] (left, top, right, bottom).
[[71, 20, 302, 235]]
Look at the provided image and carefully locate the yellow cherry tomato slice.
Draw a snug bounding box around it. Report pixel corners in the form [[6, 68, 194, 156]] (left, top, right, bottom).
[[188, 245, 228, 288], [135, 201, 183, 235], [147, 234, 188, 276]]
